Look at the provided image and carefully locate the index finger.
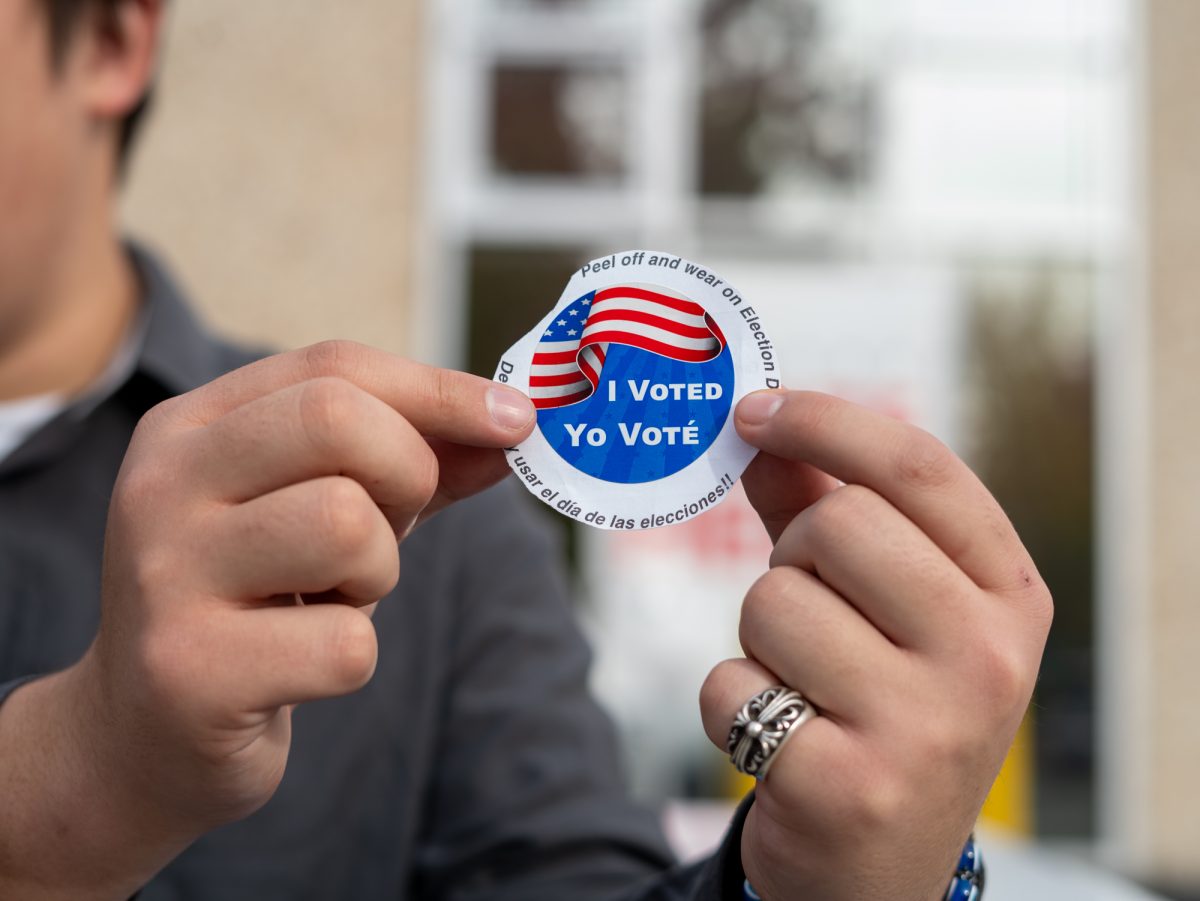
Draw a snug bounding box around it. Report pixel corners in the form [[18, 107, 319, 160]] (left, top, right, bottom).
[[165, 340, 535, 447], [735, 390, 1037, 593]]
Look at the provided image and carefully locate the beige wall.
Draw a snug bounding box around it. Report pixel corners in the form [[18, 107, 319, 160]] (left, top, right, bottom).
[[120, 1, 423, 356], [1144, 0, 1200, 885]]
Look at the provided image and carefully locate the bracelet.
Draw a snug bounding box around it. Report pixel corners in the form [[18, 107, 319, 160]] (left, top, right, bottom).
[[740, 833, 984, 901], [944, 833, 985, 901]]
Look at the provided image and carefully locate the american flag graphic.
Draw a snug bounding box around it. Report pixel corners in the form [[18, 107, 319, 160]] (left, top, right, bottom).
[[530, 285, 726, 410]]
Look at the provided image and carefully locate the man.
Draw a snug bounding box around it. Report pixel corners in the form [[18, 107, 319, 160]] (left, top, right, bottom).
[[0, 1, 1051, 899]]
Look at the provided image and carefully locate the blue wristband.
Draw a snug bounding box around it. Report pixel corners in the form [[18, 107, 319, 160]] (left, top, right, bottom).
[[741, 834, 984, 900], [944, 833, 985, 900]]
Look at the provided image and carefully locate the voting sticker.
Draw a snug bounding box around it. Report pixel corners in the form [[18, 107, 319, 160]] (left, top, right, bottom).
[[495, 250, 780, 530]]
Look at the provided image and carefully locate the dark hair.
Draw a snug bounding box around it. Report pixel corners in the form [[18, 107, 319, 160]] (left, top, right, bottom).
[[41, 0, 153, 172]]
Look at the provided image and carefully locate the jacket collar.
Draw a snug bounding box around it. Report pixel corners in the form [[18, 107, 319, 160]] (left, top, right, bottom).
[[0, 242, 258, 479], [131, 241, 241, 395]]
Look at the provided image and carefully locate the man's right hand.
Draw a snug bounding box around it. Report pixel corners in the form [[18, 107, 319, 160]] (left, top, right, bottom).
[[0, 341, 535, 899]]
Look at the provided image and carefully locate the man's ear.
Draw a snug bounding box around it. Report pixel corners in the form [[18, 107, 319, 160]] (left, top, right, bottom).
[[74, 0, 164, 123]]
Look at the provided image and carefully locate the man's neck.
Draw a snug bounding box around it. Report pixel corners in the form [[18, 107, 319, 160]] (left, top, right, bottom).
[[0, 230, 139, 403]]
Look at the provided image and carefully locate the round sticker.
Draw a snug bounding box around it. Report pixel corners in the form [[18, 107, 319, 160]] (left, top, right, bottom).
[[494, 250, 780, 530]]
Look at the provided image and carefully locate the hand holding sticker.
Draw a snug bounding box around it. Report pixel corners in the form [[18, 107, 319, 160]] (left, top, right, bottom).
[[495, 250, 779, 529]]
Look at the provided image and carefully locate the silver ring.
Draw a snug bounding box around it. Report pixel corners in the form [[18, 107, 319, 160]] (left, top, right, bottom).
[[726, 686, 817, 780]]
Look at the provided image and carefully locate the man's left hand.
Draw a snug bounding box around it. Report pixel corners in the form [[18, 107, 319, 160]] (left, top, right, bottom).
[[700, 390, 1052, 900]]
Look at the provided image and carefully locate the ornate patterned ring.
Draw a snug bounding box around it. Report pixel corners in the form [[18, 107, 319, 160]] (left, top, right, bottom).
[[725, 686, 817, 780]]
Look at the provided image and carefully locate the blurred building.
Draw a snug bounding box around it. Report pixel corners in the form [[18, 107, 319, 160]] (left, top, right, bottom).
[[119, 0, 1197, 896], [416, 0, 1123, 851]]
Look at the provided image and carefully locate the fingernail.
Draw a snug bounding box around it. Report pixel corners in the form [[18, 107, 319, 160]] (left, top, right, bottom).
[[738, 391, 784, 425], [486, 385, 534, 430]]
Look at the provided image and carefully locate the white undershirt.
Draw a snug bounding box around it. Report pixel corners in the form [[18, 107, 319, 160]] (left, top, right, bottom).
[[0, 392, 67, 462], [0, 308, 147, 465]]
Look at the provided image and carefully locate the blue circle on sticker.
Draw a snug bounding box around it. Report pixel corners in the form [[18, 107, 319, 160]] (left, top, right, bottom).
[[531, 287, 734, 484]]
